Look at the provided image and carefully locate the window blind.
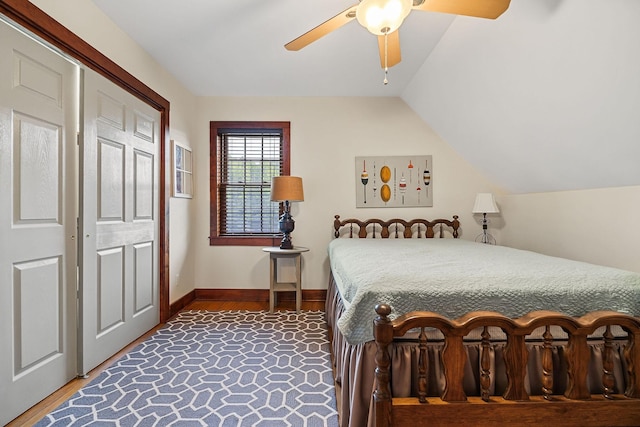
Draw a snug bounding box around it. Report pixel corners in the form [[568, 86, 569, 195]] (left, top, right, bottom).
[[218, 130, 283, 236]]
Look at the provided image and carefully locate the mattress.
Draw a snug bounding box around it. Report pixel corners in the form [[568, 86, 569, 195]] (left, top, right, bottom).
[[328, 238, 640, 345]]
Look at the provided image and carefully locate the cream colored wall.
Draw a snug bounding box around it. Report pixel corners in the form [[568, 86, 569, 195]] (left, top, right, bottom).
[[192, 96, 502, 290], [29, 0, 197, 302], [498, 186, 640, 274]]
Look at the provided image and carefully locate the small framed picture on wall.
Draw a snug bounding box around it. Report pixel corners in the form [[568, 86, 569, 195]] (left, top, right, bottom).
[[172, 140, 193, 198]]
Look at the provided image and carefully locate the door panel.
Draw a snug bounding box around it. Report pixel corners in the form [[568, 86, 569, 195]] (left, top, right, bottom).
[[97, 247, 125, 334], [134, 241, 154, 312], [13, 256, 62, 370], [79, 68, 159, 375], [0, 20, 78, 425], [14, 115, 61, 221]]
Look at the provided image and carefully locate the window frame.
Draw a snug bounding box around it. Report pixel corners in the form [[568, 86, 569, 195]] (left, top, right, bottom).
[[209, 121, 290, 246]]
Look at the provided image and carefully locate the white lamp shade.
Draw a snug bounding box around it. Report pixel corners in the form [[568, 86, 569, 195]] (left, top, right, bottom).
[[356, 0, 412, 35], [472, 193, 499, 214], [270, 176, 304, 202]]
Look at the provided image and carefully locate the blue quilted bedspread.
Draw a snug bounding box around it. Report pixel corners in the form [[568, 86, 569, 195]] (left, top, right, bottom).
[[328, 238, 640, 345]]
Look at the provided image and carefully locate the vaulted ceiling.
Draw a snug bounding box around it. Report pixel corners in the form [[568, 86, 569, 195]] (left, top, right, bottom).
[[92, 0, 640, 194]]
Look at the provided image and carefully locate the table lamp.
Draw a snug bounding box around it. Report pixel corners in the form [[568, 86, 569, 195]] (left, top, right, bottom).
[[472, 193, 499, 244], [271, 176, 304, 249]]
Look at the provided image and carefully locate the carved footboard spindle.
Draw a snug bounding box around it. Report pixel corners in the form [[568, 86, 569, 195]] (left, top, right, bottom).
[[480, 326, 491, 402], [542, 325, 554, 400], [373, 305, 640, 427], [417, 327, 428, 403], [603, 325, 615, 399]]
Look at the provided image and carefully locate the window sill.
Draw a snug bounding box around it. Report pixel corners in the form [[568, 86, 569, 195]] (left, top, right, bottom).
[[209, 235, 283, 247]]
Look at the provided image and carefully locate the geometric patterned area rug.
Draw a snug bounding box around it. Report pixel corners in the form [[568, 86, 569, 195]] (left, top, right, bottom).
[[36, 311, 339, 427]]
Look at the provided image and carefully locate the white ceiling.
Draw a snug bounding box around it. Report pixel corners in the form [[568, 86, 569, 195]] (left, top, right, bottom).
[[91, 0, 457, 96], [90, 0, 640, 194]]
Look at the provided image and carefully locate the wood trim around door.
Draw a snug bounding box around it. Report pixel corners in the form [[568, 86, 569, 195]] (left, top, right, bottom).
[[0, 0, 171, 323]]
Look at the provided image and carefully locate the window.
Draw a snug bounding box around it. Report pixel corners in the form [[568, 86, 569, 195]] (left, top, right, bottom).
[[210, 121, 290, 246]]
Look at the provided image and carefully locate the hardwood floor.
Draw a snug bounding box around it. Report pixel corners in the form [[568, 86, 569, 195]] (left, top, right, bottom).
[[7, 300, 326, 426]]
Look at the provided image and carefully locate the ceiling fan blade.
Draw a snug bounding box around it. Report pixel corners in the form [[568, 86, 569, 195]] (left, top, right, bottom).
[[285, 5, 358, 51], [378, 31, 402, 68], [413, 0, 511, 19]]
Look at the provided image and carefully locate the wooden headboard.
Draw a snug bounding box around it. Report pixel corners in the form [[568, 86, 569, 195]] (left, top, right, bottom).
[[333, 215, 460, 239]]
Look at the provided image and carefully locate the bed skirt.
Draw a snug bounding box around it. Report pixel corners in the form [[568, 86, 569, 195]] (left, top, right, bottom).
[[325, 275, 630, 427]]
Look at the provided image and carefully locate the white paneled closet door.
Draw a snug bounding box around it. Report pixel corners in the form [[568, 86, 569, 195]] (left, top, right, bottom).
[[79, 68, 160, 375], [0, 20, 79, 425]]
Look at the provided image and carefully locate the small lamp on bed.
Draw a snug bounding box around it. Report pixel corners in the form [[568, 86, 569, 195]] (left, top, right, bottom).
[[271, 176, 304, 250], [472, 193, 499, 244]]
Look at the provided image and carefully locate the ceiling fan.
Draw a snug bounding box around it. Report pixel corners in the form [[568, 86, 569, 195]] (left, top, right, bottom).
[[285, 0, 511, 83]]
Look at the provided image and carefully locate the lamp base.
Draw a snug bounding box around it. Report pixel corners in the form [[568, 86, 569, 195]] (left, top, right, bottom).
[[475, 231, 496, 245], [278, 202, 295, 249], [475, 213, 496, 244], [279, 236, 293, 250]]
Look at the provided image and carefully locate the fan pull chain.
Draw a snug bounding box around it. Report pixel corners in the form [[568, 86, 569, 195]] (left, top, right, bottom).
[[383, 31, 389, 85]]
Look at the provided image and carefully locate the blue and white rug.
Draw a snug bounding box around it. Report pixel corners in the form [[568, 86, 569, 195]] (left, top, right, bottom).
[[37, 311, 339, 427]]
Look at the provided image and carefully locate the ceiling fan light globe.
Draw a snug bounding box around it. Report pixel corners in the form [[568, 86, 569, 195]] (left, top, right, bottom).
[[356, 0, 412, 35]]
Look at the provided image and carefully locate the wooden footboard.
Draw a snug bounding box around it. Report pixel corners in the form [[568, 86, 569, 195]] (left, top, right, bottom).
[[373, 304, 640, 427]]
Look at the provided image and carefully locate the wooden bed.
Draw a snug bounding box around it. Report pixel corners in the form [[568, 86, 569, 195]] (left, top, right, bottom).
[[327, 215, 640, 427]]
